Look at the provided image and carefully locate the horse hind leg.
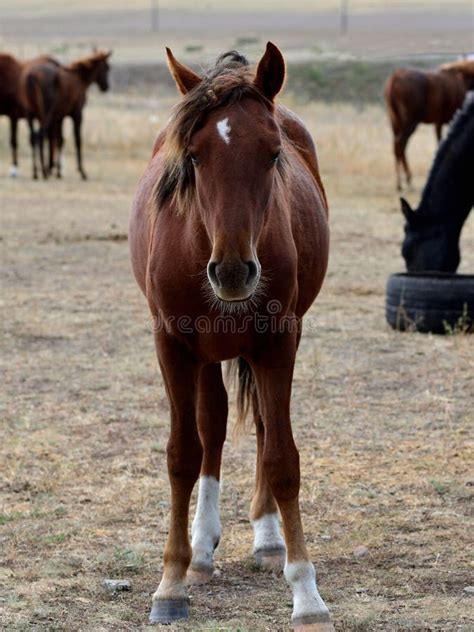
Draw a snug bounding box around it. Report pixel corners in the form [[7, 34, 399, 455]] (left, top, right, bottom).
[[37, 126, 49, 180], [187, 363, 228, 585], [250, 392, 286, 571], [398, 124, 417, 189], [27, 118, 39, 180]]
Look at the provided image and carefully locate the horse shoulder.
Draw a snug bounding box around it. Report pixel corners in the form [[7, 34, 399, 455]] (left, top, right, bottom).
[[277, 105, 328, 212], [129, 151, 166, 296]]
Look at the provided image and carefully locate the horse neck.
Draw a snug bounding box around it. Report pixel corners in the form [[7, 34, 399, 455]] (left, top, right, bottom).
[[67, 61, 99, 88]]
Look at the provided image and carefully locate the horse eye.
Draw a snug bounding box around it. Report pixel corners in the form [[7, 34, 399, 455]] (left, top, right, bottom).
[[271, 151, 281, 165], [190, 154, 199, 166]]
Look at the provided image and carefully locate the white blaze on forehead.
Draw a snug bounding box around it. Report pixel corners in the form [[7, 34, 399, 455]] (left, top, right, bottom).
[[216, 117, 231, 144]]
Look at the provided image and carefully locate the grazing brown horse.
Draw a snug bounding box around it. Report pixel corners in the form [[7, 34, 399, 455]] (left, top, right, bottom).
[[384, 59, 474, 190], [129, 43, 333, 630]]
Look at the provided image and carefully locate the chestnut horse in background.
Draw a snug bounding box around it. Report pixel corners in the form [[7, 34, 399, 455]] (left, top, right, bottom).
[[49, 50, 111, 179], [19, 51, 111, 180], [19, 57, 62, 179], [0, 52, 58, 177], [129, 43, 333, 630], [0, 53, 24, 176], [384, 59, 474, 190]]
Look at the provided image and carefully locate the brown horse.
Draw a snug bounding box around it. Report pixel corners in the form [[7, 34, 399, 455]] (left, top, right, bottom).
[[19, 57, 62, 179], [0, 53, 24, 176], [19, 51, 111, 180], [49, 50, 111, 179], [129, 43, 333, 630], [0, 53, 58, 177], [384, 59, 474, 190]]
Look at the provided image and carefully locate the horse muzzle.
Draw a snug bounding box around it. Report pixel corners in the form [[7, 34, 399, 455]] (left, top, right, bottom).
[[207, 257, 261, 302]]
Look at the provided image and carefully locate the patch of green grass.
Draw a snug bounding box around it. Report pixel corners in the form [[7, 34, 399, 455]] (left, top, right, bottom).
[[429, 480, 451, 496], [43, 532, 69, 545], [0, 512, 22, 524]]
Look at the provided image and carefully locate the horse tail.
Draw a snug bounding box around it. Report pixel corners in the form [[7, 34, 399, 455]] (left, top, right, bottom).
[[227, 357, 255, 438], [25, 73, 45, 124]]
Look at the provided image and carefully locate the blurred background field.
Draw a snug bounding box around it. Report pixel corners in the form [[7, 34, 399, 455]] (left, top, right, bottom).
[[1, 2, 473, 631]]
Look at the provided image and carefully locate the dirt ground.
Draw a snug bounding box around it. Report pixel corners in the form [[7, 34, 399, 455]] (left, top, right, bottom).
[[1, 85, 473, 632]]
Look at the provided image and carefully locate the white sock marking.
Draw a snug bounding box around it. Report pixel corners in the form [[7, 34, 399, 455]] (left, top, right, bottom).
[[216, 117, 231, 144], [9, 165, 18, 177], [285, 560, 330, 622], [191, 476, 221, 569], [252, 512, 285, 551]]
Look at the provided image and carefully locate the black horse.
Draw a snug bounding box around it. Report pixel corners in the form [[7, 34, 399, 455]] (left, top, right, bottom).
[[401, 92, 474, 272]]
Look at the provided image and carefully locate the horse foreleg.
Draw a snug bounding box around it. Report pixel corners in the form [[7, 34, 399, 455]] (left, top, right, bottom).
[[250, 394, 285, 571], [149, 333, 202, 624], [251, 333, 334, 632], [72, 113, 87, 180], [187, 362, 227, 585], [9, 117, 19, 177]]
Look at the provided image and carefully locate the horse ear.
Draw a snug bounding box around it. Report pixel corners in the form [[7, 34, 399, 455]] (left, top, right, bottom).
[[254, 42, 285, 101], [400, 197, 416, 225], [106, 50, 113, 59], [166, 47, 202, 95]]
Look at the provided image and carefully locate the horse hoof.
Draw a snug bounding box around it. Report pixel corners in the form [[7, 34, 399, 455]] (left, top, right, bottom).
[[293, 613, 335, 632], [187, 564, 213, 585], [254, 546, 285, 571], [149, 598, 189, 624]]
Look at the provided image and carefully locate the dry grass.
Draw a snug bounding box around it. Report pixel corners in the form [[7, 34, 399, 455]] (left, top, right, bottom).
[[1, 92, 473, 631]]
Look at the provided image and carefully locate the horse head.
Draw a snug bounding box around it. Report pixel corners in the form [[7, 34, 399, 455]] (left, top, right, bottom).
[[162, 43, 287, 305], [92, 50, 112, 92], [400, 198, 460, 272]]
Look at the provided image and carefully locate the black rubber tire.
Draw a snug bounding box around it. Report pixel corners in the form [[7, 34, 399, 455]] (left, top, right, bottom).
[[386, 273, 474, 334]]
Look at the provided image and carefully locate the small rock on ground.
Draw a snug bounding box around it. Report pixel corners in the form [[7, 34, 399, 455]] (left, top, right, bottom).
[[463, 586, 474, 595], [102, 579, 132, 592], [353, 545, 369, 558]]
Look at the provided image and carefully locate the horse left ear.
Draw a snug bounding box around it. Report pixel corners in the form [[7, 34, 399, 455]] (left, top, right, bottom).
[[106, 50, 113, 59], [400, 197, 416, 225], [166, 47, 202, 95], [254, 42, 285, 101]]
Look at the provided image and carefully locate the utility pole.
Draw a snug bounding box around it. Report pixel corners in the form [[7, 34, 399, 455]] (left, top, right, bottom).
[[340, 0, 348, 35], [151, 0, 159, 32]]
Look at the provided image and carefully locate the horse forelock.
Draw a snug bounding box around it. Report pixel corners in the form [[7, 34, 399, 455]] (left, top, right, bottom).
[[154, 61, 285, 216]]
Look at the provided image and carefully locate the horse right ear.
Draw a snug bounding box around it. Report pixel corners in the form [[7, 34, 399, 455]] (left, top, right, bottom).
[[400, 197, 416, 225], [166, 48, 202, 95]]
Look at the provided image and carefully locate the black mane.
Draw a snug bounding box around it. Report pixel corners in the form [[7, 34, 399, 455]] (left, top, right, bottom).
[[417, 92, 474, 223]]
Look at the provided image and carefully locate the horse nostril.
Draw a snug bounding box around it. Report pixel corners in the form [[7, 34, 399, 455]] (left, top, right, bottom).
[[207, 261, 220, 287], [246, 260, 258, 286]]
